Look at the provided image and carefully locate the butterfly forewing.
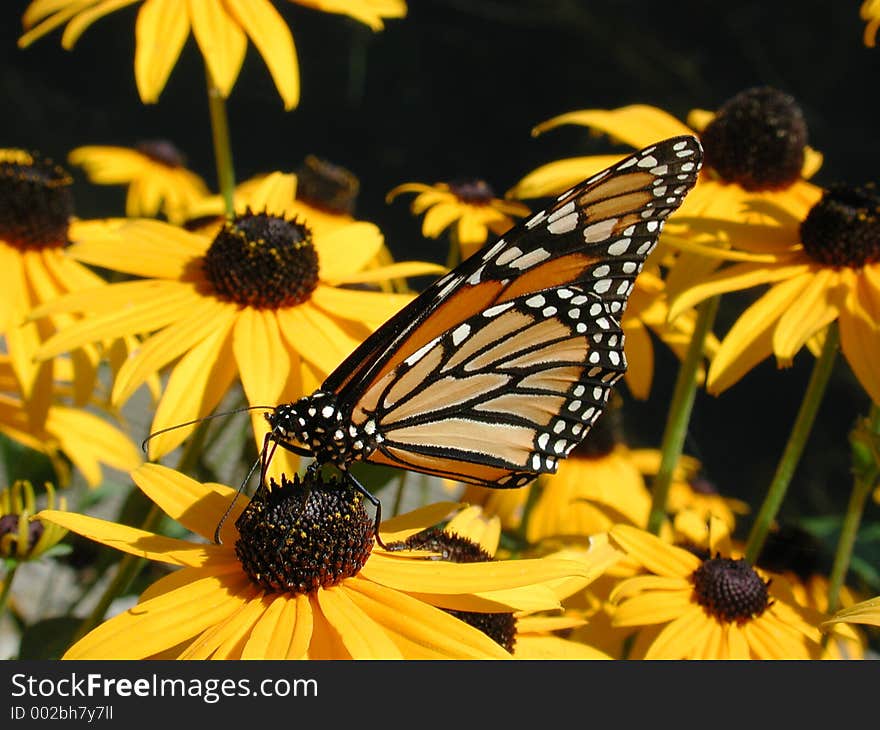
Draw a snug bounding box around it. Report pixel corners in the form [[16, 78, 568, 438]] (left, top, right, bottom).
[[305, 135, 703, 487]]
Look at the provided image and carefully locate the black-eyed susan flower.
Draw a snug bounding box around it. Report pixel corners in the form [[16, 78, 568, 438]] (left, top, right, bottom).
[[37, 464, 593, 659], [609, 520, 825, 659], [68, 141, 209, 225], [19, 0, 407, 110], [0, 480, 68, 564], [862, 0, 880, 46], [667, 181, 880, 402], [0, 148, 145, 424], [388, 178, 530, 263], [29, 173, 444, 478]]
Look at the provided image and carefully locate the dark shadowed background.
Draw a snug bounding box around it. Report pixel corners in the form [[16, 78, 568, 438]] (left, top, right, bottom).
[[2, 0, 879, 573]]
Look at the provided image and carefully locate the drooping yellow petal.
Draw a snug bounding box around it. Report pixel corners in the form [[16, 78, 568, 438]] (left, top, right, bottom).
[[313, 222, 385, 283], [69, 218, 207, 278], [609, 525, 700, 578], [233, 307, 290, 406], [316, 586, 404, 658], [37, 509, 220, 567], [668, 262, 811, 322], [46, 406, 143, 486], [111, 297, 237, 405], [344, 577, 510, 658], [147, 316, 238, 459], [620, 318, 653, 399], [772, 268, 842, 360], [707, 274, 813, 393], [420, 201, 464, 238], [361, 552, 590, 594], [643, 606, 711, 659], [241, 595, 301, 659], [224, 0, 300, 109], [276, 301, 360, 377], [533, 105, 692, 148], [131, 463, 244, 545], [507, 155, 624, 199], [19, 0, 98, 48], [188, 0, 248, 98], [65, 572, 253, 659], [309, 285, 413, 331], [838, 268, 880, 405], [134, 0, 191, 104]]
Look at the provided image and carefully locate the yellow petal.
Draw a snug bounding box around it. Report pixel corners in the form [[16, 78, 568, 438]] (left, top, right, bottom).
[[316, 586, 403, 658], [643, 606, 711, 659], [61, 0, 140, 47], [69, 218, 207, 278], [188, 0, 247, 98], [328, 260, 446, 286], [823, 595, 880, 628], [131, 463, 245, 545], [241, 595, 300, 659], [378, 501, 462, 542], [224, 0, 300, 109], [233, 307, 290, 405], [179, 585, 264, 659], [609, 524, 700, 577], [838, 270, 880, 404], [111, 298, 237, 404], [533, 105, 692, 148], [309, 285, 413, 331], [36, 509, 220, 566], [514, 635, 611, 659], [134, 0, 191, 104], [668, 262, 810, 322], [314, 222, 385, 283], [708, 274, 813, 393], [147, 316, 238, 459], [420, 201, 463, 238], [277, 301, 361, 377], [360, 552, 590, 594], [345, 577, 509, 658], [773, 268, 842, 360], [66, 572, 253, 659], [507, 155, 624, 199], [612, 589, 695, 627]]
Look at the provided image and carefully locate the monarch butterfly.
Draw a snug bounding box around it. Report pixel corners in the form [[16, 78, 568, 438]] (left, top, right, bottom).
[[263, 135, 702, 506]]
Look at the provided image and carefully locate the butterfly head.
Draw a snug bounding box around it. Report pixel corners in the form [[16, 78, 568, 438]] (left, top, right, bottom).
[[266, 390, 377, 467]]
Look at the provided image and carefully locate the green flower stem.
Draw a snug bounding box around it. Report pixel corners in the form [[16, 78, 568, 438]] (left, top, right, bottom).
[[826, 403, 880, 614], [206, 69, 236, 218], [646, 295, 720, 534], [744, 324, 840, 564], [0, 563, 19, 620], [72, 422, 212, 643]]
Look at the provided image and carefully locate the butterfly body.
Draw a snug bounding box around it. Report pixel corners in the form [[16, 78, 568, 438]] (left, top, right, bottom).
[[266, 135, 703, 490]]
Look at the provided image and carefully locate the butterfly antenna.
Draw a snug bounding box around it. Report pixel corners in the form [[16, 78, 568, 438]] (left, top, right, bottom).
[[141, 404, 274, 453], [213, 431, 277, 545]]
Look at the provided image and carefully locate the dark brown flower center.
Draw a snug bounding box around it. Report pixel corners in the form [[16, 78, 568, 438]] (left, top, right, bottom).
[[688, 475, 719, 496], [392, 527, 517, 652], [700, 87, 807, 191], [0, 513, 44, 557], [0, 149, 72, 249], [234, 471, 374, 594], [800, 183, 880, 268], [135, 139, 186, 168], [449, 179, 496, 205], [691, 555, 771, 623], [295, 155, 360, 215], [202, 210, 319, 308]]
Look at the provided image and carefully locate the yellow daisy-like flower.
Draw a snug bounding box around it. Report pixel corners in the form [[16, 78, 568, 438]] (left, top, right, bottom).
[[608, 520, 825, 659], [667, 181, 880, 401], [38, 464, 594, 659], [387, 179, 530, 263], [69, 141, 209, 225], [862, 0, 880, 46], [30, 173, 445, 478], [19, 0, 406, 110], [0, 480, 68, 563]]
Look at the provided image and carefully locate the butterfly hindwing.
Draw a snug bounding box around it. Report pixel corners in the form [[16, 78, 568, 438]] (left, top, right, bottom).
[[356, 283, 626, 487]]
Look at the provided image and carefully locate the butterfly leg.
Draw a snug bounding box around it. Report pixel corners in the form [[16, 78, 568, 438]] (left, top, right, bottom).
[[341, 470, 397, 551]]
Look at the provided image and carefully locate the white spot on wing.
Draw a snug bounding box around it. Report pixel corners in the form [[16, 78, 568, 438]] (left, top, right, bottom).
[[582, 218, 618, 243], [510, 248, 551, 269], [495, 246, 524, 266]]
